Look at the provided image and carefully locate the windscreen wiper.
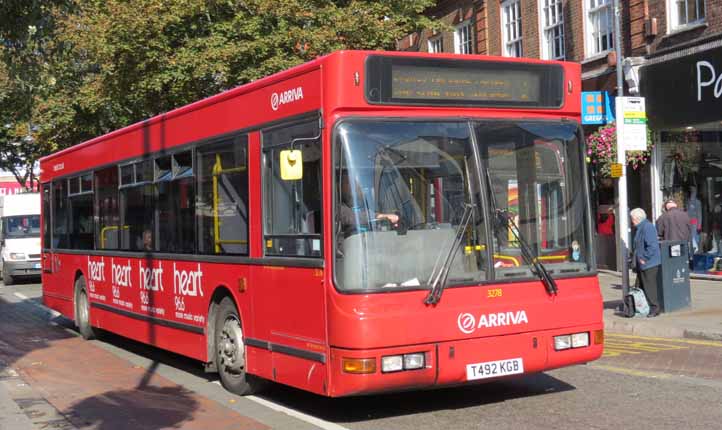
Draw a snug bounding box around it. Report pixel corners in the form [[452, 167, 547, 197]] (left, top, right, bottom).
[[485, 169, 558, 296], [424, 203, 475, 305], [503, 212, 558, 295]]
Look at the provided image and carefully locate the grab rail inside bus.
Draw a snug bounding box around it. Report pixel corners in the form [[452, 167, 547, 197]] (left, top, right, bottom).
[[212, 154, 248, 253], [100, 225, 129, 249]]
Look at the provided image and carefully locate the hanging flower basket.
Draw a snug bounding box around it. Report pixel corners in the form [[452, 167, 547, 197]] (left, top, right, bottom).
[[586, 124, 654, 177]]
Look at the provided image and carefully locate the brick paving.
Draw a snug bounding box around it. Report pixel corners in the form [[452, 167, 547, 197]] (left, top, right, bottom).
[[0, 294, 268, 430]]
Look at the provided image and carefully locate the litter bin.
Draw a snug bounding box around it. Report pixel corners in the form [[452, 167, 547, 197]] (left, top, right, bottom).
[[656, 240, 691, 312]]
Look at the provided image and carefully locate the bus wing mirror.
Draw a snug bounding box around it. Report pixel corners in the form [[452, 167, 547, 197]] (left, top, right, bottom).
[[280, 149, 303, 180]]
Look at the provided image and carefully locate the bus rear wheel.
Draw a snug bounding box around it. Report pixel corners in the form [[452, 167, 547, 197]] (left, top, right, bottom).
[[75, 276, 97, 340], [214, 297, 264, 395]]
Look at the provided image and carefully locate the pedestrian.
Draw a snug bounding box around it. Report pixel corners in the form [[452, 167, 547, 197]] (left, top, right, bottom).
[[656, 199, 691, 242], [631, 208, 661, 317]]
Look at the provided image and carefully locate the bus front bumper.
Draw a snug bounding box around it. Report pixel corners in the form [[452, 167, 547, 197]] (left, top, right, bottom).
[[328, 323, 603, 397]]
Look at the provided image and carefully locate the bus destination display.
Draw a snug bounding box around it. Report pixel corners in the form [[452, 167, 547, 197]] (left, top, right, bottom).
[[365, 56, 564, 108], [391, 64, 540, 104]]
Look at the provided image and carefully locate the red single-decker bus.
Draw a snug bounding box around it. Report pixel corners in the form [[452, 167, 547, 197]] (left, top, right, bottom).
[[40, 51, 603, 397]]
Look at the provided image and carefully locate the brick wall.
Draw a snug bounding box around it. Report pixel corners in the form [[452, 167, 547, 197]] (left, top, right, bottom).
[[644, 0, 722, 55], [565, 0, 585, 62]]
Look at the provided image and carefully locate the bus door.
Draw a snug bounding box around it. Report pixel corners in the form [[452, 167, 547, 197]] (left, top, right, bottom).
[[256, 117, 326, 387]]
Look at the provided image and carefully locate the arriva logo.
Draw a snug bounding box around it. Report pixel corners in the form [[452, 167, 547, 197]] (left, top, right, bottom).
[[457, 310, 529, 334], [271, 87, 304, 111]]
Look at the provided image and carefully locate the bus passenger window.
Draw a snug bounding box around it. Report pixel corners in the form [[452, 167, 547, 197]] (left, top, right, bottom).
[[156, 152, 195, 254], [196, 136, 249, 255], [67, 175, 94, 250], [95, 167, 120, 249], [262, 118, 322, 257], [52, 180, 68, 248]]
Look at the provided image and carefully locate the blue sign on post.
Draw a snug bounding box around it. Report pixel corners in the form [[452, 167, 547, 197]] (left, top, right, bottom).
[[581, 91, 606, 124]]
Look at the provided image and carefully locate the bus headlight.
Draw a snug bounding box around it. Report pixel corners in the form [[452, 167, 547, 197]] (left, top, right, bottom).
[[571, 332, 590, 348], [382, 353, 426, 372], [9, 253, 25, 260], [381, 355, 403, 373], [403, 353, 425, 370], [554, 335, 572, 350], [554, 332, 590, 350]]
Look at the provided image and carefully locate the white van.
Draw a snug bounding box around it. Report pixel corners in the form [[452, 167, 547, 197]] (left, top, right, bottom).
[[0, 193, 41, 285]]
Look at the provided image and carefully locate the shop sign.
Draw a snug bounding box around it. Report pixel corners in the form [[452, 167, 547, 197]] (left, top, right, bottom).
[[615, 97, 647, 152], [581, 91, 615, 125], [610, 163, 623, 178], [640, 45, 722, 129]]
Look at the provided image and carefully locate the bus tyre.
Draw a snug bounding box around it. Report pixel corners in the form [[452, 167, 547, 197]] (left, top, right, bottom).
[[2, 264, 13, 286], [214, 297, 264, 395], [75, 276, 97, 340]]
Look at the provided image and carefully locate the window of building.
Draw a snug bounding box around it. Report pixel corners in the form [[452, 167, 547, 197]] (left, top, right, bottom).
[[196, 136, 249, 255], [669, 0, 706, 30], [428, 36, 443, 53], [454, 21, 474, 54], [502, 0, 523, 57], [263, 118, 322, 258], [540, 0, 565, 60], [586, 0, 614, 56]]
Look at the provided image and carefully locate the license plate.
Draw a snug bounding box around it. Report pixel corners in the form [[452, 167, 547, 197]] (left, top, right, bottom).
[[34, 263, 41, 269], [466, 357, 524, 380]]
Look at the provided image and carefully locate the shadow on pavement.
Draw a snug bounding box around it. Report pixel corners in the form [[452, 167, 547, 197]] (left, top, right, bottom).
[[63, 385, 198, 430], [254, 372, 576, 423]]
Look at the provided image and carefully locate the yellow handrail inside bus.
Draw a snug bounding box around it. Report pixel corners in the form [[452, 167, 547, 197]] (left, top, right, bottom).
[[212, 153, 248, 253], [100, 225, 129, 249]]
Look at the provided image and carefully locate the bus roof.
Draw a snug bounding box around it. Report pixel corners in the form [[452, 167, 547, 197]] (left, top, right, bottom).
[[40, 50, 580, 181]]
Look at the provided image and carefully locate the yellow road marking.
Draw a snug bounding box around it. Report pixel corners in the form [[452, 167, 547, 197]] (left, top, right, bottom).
[[602, 335, 693, 357], [591, 364, 671, 379], [606, 333, 722, 348]]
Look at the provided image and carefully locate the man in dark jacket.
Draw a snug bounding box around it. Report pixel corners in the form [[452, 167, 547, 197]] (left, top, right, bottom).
[[631, 208, 662, 317], [656, 199, 691, 242]]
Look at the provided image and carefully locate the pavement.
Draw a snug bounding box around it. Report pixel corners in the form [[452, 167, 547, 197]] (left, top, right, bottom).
[[598, 270, 722, 341]]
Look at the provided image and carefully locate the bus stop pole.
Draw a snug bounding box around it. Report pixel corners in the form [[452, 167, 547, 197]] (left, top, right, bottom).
[[613, 0, 631, 305]]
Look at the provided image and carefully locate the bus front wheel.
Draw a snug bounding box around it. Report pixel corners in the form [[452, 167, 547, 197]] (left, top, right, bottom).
[[74, 276, 97, 340], [214, 297, 264, 395]]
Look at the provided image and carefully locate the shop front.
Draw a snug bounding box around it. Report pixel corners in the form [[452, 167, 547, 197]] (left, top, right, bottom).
[[640, 41, 722, 274]]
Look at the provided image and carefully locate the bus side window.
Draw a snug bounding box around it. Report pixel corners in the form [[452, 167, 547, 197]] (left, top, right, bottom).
[[262, 118, 322, 257], [195, 136, 249, 255]]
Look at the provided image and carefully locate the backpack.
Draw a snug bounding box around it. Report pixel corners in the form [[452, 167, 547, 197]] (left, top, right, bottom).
[[624, 287, 650, 318]]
